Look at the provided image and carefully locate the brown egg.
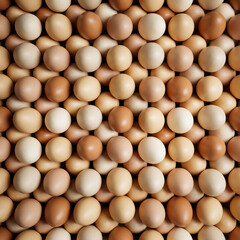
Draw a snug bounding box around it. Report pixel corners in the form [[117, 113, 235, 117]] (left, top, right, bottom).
[[77, 135, 102, 161], [5, 34, 26, 53], [156, 217, 174, 234], [65, 123, 88, 144], [199, 136, 226, 161], [109, 226, 133, 240], [196, 197, 223, 225], [0, 137, 11, 163], [15, 230, 42, 240], [44, 197, 71, 227], [183, 123, 205, 145], [167, 168, 194, 196], [95, 179, 114, 203], [35, 127, 58, 145], [139, 198, 165, 228], [185, 4, 205, 25], [14, 77, 42, 103], [108, 106, 134, 133], [0, 14, 11, 40], [199, 11, 226, 40], [0, 46, 10, 71], [33, 64, 59, 84], [127, 178, 148, 202], [227, 137, 240, 162], [213, 64, 236, 86], [14, 199, 42, 228], [77, 11, 102, 40], [229, 227, 240, 240], [230, 75, 240, 99], [0, 74, 13, 100], [65, 4, 85, 26], [152, 125, 175, 145], [34, 96, 59, 115], [167, 197, 193, 227], [107, 136, 133, 163], [66, 35, 89, 57], [45, 13, 72, 41], [229, 107, 240, 132], [139, 76, 165, 103], [109, 196, 135, 224], [168, 13, 194, 42], [230, 196, 240, 221], [157, 6, 174, 24], [167, 46, 193, 72], [216, 184, 235, 203], [36, 7, 54, 23], [43, 168, 70, 196], [0, 106, 12, 132], [0, 227, 12, 240], [0, 0, 11, 10], [107, 13, 133, 41], [109, 0, 133, 11], [44, 76, 70, 103], [0, 195, 13, 223], [152, 95, 175, 115], [94, 63, 119, 86], [167, 76, 193, 103], [227, 14, 240, 40], [35, 155, 60, 175], [107, 45, 132, 72]]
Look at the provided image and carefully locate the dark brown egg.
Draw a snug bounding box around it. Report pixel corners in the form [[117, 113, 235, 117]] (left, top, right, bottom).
[[65, 122, 89, 144], [183, 123, 205, 144], [77, 11, 102, 40], [0, 227, 12, 240], [35, 127, 58, 145], [77, 135, 103, 161], [199, 136, 226, 161], [107, 13, 133, 41], [44, 76, 71, 103], [228, 14, 240, 40], [36, 7, 54, 24], [14, 76, 42, 103], [227, 136, 240, 162], [109, 0, 133, 11], [123, 34, 146, 58], [44, 197, 71, 227], [229, 107, 240, 132], [156, 6, 174, 24], [153, 125, 175, 145], [0, 137, 11, 163], [185, 4, 205, 25], [199, 11, 226, 40], [65, 4, 85, 26], [109, 226, 133, 240], [230, 0, 240, 10], [229, 226, 240, 240], [212, 64, 236, 86], [5, 34, 26, 53], [34, 96, 59, 115], [167, 197, 193, 227], [0, 0, 11, 11], [167, 76, 193, 103], [0, 106, 12, 132], [0, 14, 10, 40], [108, 106, 134, 133]]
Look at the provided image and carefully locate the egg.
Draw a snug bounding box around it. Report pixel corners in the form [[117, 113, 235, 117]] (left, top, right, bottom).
[[139, 76, 165, 103], [167, 197, 193, 227], [0, 227, 12, 240], [216, 208, 237, 233], [65, 122, 89, 144], [14, 198, 42, 228], [212, 92, 236, 114], [109, 196, 135, 224], [0, 106, 12, 132], [230, 75, 240, 99], [43, 168, 70, 196], [107, 13, 133, 41], [167, 46, 193, 72], [152, 95, 176, 115], [95, 179, 114, 203], [77, 11, 102, 40], [154, 154, 176, 175], [198, 226, 225, 240], [0, 46, 10, 71], [74, 197, 101, 225], [210, 34, 235, 54], [109, 226, 133, 240], [139, 198, 165, 228], [95, 3, 117, 26], [0, 137, 11, 163], [196, 197, 223, 225], [199, 136, 226, 161], [0, 14, 11, 40], [45, 0, 71, 12], [180, 64, 205, 85], [44, 197, 71, 227], [106, 167, 132, 196], [77, 225, 102, 240], [229, 227, 240, 240], [15, 230, 42, 240], [182, 122, 205, 144], [46, 228, 71, 240], [229, 107, 240, 131], [138, 166, 164, 194], [13, 166, 41, 194], [107, 136, 133, 163], [36, 7, 54, 24], [0, 74, 13, 100], [33, 64, 59, 84], [109, 0, 133, 11], [0, 196, 14, 223], [212, 64, 236, 86], [185, 4, 204, 25]]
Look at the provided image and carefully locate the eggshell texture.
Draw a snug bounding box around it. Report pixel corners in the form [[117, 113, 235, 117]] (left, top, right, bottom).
[[227, 136, 240, 162], [0, 137, 11, 162], [0, 196, 14, 223], [228, 14, 240, 40], [77, 225, 102, 240], [73, 197, 101, 225], [43, 168, 70, 196], [139, 198, 165, 228], [0, 106, 12, 132], [15, 230, 42, 240], [44, 197, 71, 227], [46, 228, 71, 240], [230, 75, 240, 99], [14, 198, 42, 228], [229, 107, 240, 132], [0, 227, 12, 240], [167, 197, 193, 227], [109, 226, 133, 240], [77, 11, 102, 40], [198, 226, 225, 240], [109, 0, 133, 11]]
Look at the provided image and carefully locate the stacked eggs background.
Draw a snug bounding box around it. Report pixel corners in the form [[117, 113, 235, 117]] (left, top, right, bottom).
[[0, 0, 240, 239]]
